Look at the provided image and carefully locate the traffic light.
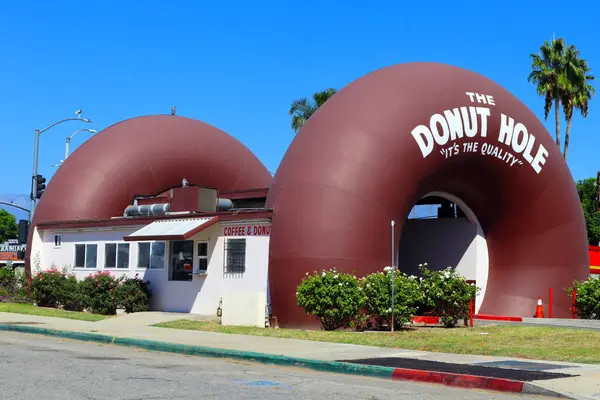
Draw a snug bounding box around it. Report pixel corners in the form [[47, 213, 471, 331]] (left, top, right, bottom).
[[33, 174, 46, 199], [18, 220, 29, 244]]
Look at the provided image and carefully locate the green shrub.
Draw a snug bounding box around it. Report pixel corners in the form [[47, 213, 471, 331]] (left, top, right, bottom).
[[29, 268, 70, 308], [567, 277, 600, 319], [296, 268, 364, 330], [362, 267, 422, 329], [0, 267, 16, 291], [116, 274, 152, 313], [419, 266, 478, 328], [61, 275, 85, 312], [80, 271, 119, 315]]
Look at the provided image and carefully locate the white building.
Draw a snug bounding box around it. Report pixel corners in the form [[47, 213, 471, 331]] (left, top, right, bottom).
[[29, 187, 272, 326], [29, 185, 494, 323]]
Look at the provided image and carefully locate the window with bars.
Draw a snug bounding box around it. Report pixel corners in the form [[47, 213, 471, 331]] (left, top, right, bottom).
[[224, 238, 246, 274]]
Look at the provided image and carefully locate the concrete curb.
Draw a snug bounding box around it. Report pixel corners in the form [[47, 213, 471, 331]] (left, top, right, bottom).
[[0, 323, 572, 398]]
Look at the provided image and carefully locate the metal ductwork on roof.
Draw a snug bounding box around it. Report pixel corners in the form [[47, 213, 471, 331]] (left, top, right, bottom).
[[124, 198, 233, 217], [217, 198, 233, 211], [124, 203, 170, 217]]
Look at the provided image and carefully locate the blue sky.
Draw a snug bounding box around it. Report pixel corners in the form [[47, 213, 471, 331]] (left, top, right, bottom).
[[0, 0, 598, 205]]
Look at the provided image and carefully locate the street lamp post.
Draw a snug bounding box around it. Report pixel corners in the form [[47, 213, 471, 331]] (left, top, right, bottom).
[[391, 220, 395, 332], [30, 111, 92, 221], [65, 128, 96, 160], [0, 201, 31, 221]]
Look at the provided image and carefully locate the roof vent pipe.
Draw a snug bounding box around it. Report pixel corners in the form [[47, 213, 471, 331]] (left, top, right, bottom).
[[217, 198, 233, 211], [124, 203, 170, 217]]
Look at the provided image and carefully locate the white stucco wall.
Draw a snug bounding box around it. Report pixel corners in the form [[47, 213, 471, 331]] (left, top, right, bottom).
[[34, 219, 271, 318]]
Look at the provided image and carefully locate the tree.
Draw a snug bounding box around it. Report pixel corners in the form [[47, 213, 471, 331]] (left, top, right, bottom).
[[289, 88, 337, 132], [561, 47, 595, 161], [0, 209, 18, 243], [528, 37, 566, 148], [576, 177, 600, 246]]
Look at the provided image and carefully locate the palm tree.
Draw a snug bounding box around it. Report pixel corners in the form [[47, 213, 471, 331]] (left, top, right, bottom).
[[528, 38, 566, 148], [289, 88, 337, 132], [561, 47, 595, 161]]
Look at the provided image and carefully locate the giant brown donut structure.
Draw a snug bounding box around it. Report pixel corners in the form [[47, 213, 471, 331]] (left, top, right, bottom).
[[267, 62, 589, 327], [27, 64, 589, 327], [25, 115, 273, 270]]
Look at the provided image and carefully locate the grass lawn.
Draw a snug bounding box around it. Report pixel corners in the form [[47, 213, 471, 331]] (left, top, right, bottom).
[[155, 320, 600, 364], [0, 303, 108, 322]]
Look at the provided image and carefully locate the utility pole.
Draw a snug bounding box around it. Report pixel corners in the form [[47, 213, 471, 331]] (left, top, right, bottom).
[[596, 171, 600, 212]]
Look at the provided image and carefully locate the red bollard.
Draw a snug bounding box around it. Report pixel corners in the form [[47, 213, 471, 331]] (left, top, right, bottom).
[[549, 288, 553, 318], [469, 299, 474, 327], [572, 288, 577, 319]]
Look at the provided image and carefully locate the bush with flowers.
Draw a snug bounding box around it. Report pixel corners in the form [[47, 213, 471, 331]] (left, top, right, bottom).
[[419, 266, 478, 328], [362, 267, 422, 329], [115, 274, 152, 314], [0, 267, 16, 292], [566, 277, 600, 320], [296, 268, 364, 330], [28, 267, 75, 308], [79, 271, 120, 315]]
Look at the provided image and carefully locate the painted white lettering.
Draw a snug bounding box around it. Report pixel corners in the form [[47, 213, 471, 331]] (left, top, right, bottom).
[[498, 114, 514, 145], [522, 133, 536, 163], [444, 108, 464, 141], [461, 106, 478, 137], [475, 107, 490, 137], [486, 95, 495, 106], [475, 93, 487, 104], [531, 144, 549, 174], [411, 125, 434, 157], [429, 114, 450, 146], [465, 92, 476, 102], [511, 123, 528, 153], [480, 142, 488, 155]]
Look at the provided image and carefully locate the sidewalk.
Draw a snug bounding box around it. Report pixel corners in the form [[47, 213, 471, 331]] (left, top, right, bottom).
[[478, 317, 600, 331], [0, 311, 598, 399]]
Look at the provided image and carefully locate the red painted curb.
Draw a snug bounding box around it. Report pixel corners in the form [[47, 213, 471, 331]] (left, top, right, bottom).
[[412, 316, 440, 324], [391, 367, 525, 392], [475, 314, 523, 322]]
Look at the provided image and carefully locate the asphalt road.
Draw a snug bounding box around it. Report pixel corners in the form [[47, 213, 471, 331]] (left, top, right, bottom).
[[0, 332, 549, 400]]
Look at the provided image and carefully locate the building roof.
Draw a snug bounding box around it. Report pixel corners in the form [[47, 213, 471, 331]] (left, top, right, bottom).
[[35, 209, 272, 231], [123, 217, 218, 241]]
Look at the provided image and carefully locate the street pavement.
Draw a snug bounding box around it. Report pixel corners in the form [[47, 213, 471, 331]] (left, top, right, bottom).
[[0, 312, 599, 399], [0, 331, 543, 400]]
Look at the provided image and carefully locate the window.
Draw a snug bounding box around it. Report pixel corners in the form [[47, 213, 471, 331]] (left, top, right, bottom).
[[75, 244, 98, 269], [105, 244, 116, 268], [169, 240, 193, 281], [197, 242, 208, 273], [54, 234, 62, 248], [224, 238, 246, 274], [138, 242, 165, 269], [104, 243, 130, 268], [117, 244, 130, 268]]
